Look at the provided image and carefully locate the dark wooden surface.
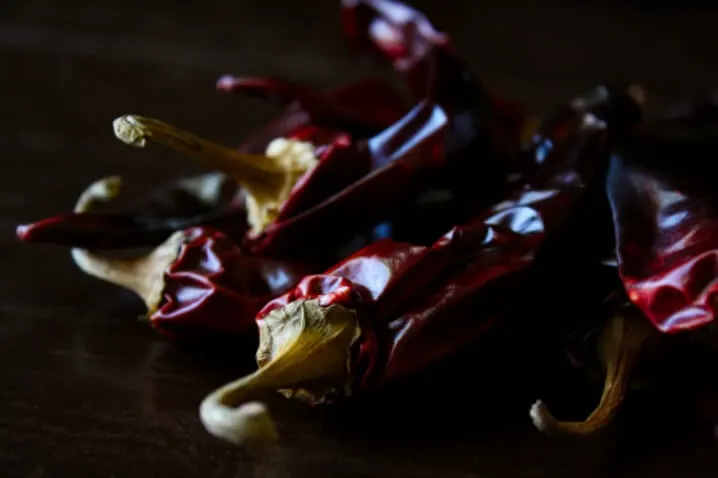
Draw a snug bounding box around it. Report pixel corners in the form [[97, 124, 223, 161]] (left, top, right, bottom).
[[3, 1, 718, 476]]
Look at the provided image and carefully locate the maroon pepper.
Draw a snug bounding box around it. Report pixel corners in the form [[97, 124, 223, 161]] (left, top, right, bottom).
[[195, 105, 616, 444], [65, 177, 312, 337], [16, 173, 249, 249], [217, 76, 410, 144], [607, 119, 718, 333], [197, 178, 590, 444], [16, 77, 408, 251]]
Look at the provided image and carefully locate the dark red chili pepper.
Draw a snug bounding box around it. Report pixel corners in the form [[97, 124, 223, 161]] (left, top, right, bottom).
[[217, 76, 409, 143], [16, 173, 249, 249], [340, 0, 525, 151], [51, 177, 313, 337], [195, 109, 618, 444], [197, 179, 592, 444], [17, 77, 408, 251], [606, 121, 718, 333]]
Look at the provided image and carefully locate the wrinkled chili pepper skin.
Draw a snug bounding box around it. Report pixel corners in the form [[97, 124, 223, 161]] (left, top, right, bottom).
[[259, 183, 582, 389], [607, 139, 718, 333], [151, 227, 312, 337], [245, 102, 450, 260]]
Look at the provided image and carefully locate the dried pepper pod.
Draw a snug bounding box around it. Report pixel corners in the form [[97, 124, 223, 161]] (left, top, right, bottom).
[[606, 122, 718, 333], [196, 109, 617, 444], [521, 83, 645, 185], [16, 173, 248, 249], [68, 177, 312, 337], [217, 76, 409, 142], [110, 98, 508, 264], [17, 77, 408, 251], [197, 183, 590, 445]]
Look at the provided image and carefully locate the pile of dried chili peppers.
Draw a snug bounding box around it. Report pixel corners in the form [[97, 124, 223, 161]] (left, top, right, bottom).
[[18, 0, 718, 446]]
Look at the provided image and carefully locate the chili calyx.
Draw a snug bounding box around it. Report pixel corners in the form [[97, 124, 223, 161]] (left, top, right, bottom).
[[200, 299, 361, 445], [530, 312, 655, 438]]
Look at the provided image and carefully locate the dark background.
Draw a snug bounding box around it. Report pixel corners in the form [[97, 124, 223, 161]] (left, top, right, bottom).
[[2, 1, 718, 476]]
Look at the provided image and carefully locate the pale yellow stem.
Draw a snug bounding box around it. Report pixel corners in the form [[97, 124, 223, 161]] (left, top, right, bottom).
[[530, 314, 654, 438], [199, 299, 361, 446], [112, 115, 319, 235]]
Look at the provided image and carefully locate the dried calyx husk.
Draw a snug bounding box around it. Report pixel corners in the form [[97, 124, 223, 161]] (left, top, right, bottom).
[[199, 299, 362, 445]]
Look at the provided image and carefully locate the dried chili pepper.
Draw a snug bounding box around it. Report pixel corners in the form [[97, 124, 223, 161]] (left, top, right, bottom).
[[217, 76, 409, 143], [194, 108, 619, 444], [16, 173, 248, 249], [66, 177, 312, 337], [606, 122, 718, 333], [16, 77, 408, 251]]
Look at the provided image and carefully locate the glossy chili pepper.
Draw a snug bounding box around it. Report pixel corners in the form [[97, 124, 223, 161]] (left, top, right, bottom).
[[16, 173, 249, 249], [16, 77, 408, 251], [65, 177, 312, 337], [195, 105, 619, 444], [606, 120, 718, 333], [217, 76, 410, 146], [340, 0, 526, 149]]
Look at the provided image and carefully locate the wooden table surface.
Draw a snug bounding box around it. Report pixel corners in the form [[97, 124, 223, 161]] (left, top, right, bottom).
[[3, 1, 718, 476]]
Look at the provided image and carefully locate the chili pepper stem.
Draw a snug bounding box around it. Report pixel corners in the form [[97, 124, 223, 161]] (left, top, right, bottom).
[[199, 299, 361, 446], [529, 313, 654, 438], [112, 115, 318, 234], [68, 176, 183, 312]]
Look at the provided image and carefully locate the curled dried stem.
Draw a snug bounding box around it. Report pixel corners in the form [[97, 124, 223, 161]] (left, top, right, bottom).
[[530, 314, 654, 438], [70, 177, 183, 312], [199, 299, 361, 446]]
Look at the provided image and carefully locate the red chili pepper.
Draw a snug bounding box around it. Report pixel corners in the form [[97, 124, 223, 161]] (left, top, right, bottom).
[[607, 121, 718, 333], [194, 111, 617, 444], [16, 173, 249, 249], [62, 178, 312, 338], [17, 76, 408, 251], [195, 81, 648, 445], [340, 0, 525, 147], [217, 76, 409, 143], [197, 180, 590, 444]]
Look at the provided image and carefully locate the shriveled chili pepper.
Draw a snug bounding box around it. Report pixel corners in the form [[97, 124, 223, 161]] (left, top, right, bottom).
[[16, 173, 249, 249], [66, 177, 312, 337], [16, 77, 408, 251], [110, 95, 510, 264], [195, 108, 619, 444], [606, 122, 718, 333], [217, 76, 410, 145], [340, 0, 526, 146]]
